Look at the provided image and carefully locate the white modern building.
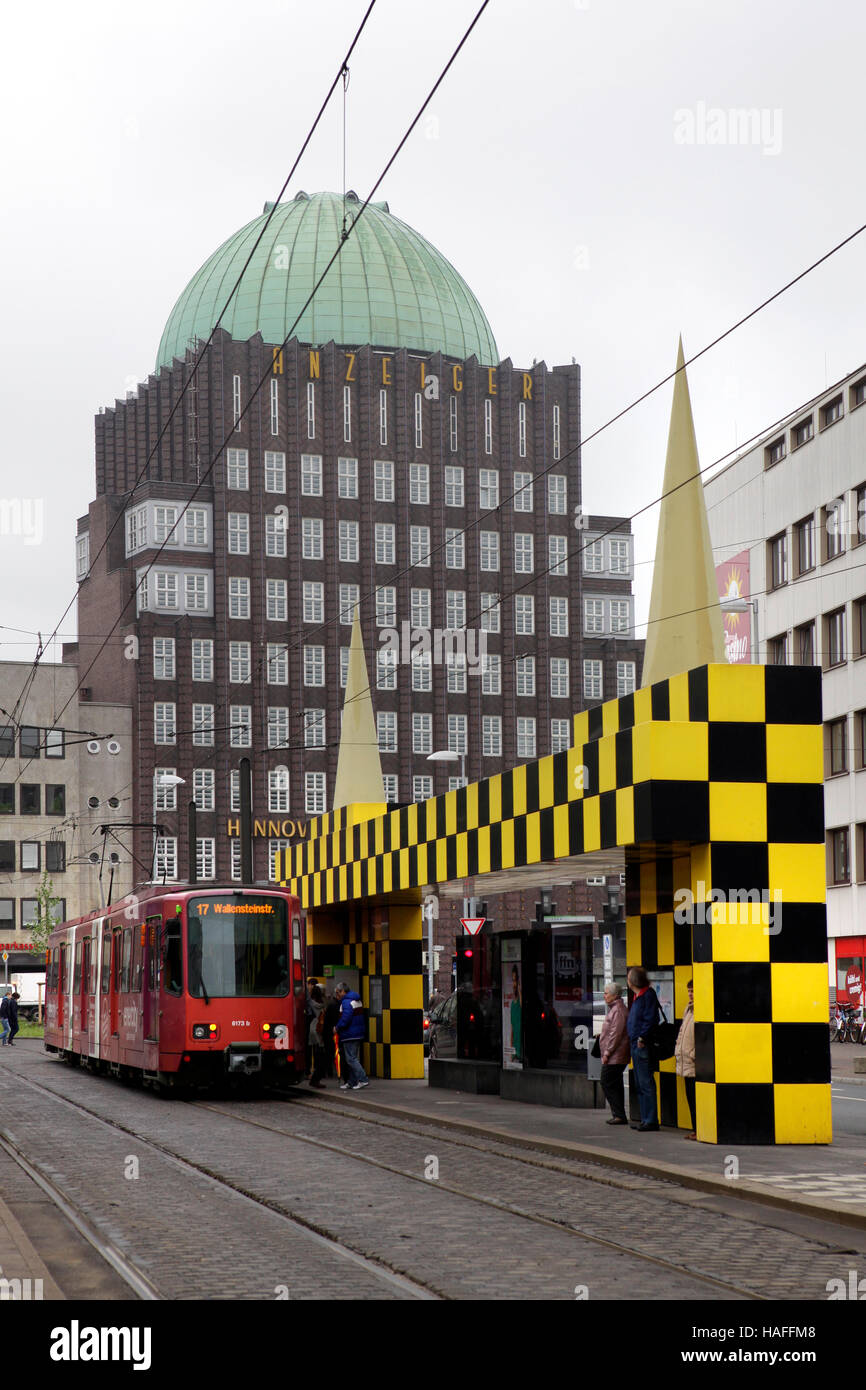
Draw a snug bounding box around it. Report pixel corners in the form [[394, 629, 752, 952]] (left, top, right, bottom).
[[705, 361, 866, 1003]]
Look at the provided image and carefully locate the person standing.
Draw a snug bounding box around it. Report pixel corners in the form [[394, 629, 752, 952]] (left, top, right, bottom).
[[0, 990, 10, 1047], [627, 967, 660, 1132], [675, 978, 697, 1139], [334, 982, 369, 1090], [599, 983, 630, 1125], [306, 984, 327, 1088]]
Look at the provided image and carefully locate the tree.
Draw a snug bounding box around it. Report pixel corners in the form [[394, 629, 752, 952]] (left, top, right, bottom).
[[28, 870, 61, 957]]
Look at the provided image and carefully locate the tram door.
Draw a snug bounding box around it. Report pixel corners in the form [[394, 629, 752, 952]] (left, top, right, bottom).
[[110, 930, 121, 1035], [143, 915, 160, 1041], [80, 938, 90, 1032], [58, 943, 68, 1030]]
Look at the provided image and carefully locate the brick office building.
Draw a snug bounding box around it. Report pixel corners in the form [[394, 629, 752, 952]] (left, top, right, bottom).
[[67, 191, 642, 941]]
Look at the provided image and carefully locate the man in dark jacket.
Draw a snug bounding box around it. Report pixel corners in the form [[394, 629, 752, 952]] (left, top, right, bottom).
[[334, 982, 369, 1090], [626, 967, 660, 1131], [0, 990, 10, 1046]]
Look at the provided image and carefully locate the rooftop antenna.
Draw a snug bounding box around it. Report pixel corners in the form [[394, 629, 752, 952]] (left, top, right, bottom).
[[341, 64, 351, 240]]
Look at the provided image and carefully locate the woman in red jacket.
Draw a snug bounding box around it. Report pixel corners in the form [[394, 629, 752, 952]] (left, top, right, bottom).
[[599, 982, 630, 1125]]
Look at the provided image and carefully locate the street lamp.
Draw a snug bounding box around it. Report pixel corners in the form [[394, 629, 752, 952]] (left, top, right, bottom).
[[720, 597, 760, 665], [427, 748, 467, 786]]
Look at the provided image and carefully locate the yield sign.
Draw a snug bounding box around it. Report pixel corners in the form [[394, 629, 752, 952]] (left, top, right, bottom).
[[461, 917, 485, 936]]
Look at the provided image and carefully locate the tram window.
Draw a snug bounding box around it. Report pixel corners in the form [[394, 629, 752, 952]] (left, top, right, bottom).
[[90, 939, 99, 995], [121, 929, 132, 993], [132, 930, 142, 992], [73, 942, 82, 992], [82, 940, 90, 994], [114, 932, 122, 992], [101, 931, 111, 993], [162, 922, 182, 996]]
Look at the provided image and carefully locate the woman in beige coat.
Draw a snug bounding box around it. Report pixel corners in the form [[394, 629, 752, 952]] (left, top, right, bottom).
[[675, 978, 696, 1139]]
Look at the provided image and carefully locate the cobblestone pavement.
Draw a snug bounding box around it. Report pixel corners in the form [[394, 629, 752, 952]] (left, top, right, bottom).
[[2, 1044, 864, 1300]]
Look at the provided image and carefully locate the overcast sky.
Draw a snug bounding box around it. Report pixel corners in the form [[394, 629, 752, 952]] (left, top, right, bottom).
[[2, 0, 865, 668]]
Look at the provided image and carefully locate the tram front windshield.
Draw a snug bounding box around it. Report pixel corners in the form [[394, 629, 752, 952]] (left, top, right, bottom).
[[186, 895, 290, 998]]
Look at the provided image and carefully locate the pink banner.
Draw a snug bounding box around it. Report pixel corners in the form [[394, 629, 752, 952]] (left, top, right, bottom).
[[716, 550, 751, 664]]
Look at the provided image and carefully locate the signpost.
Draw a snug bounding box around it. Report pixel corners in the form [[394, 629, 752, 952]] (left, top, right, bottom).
[[460, 917, 486, 936]]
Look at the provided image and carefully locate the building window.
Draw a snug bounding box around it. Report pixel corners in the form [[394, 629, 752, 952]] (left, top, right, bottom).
[[338, 457, 358, 499], [446, 653, 467, 694], [518, 401, 527, 458], [412, 714, 432, 755], [125, 506, 147, 553], [267, 708, 290, 749], [155, 837, 177, 881], [448, 714, 467, 756], [515, 594, 535, 635], [514, 533, 534, 573], [76, 533, 90, 580], [410, 588, 431, 629], [444, 466, 464, 508], [796, 515, 815, 574], [549, 535, 568, 576], [830, 827, 850, 885], [153, 505, 178, 544], [516, 717, 536, 760], [481, 653, 501, 695], [190, 639, 213, 682], [182, 573, 208, 612], [377, 711, 398, 754], [515, 655, 536, 697], [765, 436, 786, 467], [154, 703, 176, 745], [550, 658, 570, 698], [480, 531, 500, 571], [155, 573, 179, 610], [449, 396, 458, 452], [583, 659, 603, 700], [230, 706, 252, 748], [304, 710, 326, 748], [375, 524, 395, 565], [379, 389, 388, 446], [850, 377, 866, 411], [228, 577, 250, 620], [185, 508, 208, 546], [792, 416, 814, 449], [769, 532, 788, 588], [343, 385, 352, 443], [551, 719, 571, 753], [514, 472, 533, 512], [229, 640, 252, 684], [479, 469, 499, 510], [226, 448, 248, 489], [267, 579, 288, 621], [767, 634, 788, 666], [268, 769, 290, 814], [484, 399, 493, 454], [301, 454, 322, 496], [374, 459, 394, 502], [193, 768, 215, 812], [229, 841, 242, 881], [232, 374, 242, 428], [445, 528, 465, 569], [375, 586, 396, 627], [409, 464, 429, 505], [608, 538, 630, 574], [827, 718, 848, 777], [610, 599, 631, 634], [548, 476, 567, 515], [305, 774, 327, 815], [304, 647, 325, 686], [227, 513, 250, 555], [340, 648, 350, 689], [338, 584, 359, 625], [584, 598, 604, 634], [152, 637, 175, 680], [795, 622, 815, 666], [377, 649, 398, 690], [413, 776, 433, 802], [825, 608, 846, 668], [414, 392, 423, 449], [306, 381, 316, 439], [410, 526, 431, 567], [552, 403, 561, 460], [266, 839, 288, 880], [45, 841, 66, 874], [482, 716, 502, 757], [264, 451, 286, 492], [339, 521, 359, 564], [616, 661, 636, 696], [821, 395, 844, 429], [196, 839, 216, 881], [45, 784, 65, 816], [19, 726, 40, 759], [265, 514, 287, 557], [441, 590, 464, 632], [480, 593, 500, 632], [302, 517, 323, 560], [191, 704, 214, 746], [0, 848, 13, 875], [584, 539, 603, 573], [383, 775, 399, 804], [267, 643, 288, 684], [44, 728, 63, 759], [154, 769, 177, 812], [20, 785, 39, 815], [825, 499, 846, 561], [269, 377, 279, 436]]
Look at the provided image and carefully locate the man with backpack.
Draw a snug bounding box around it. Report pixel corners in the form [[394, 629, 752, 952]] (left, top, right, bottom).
[[334, 982, 369, 1091]]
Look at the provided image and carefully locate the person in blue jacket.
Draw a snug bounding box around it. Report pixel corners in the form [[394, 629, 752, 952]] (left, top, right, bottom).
[[626, 966, 660, 1131], [334, 982, 370, 1090]]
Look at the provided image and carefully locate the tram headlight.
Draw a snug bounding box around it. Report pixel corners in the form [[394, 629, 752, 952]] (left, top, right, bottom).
[[192, 1023, 219, 1040]]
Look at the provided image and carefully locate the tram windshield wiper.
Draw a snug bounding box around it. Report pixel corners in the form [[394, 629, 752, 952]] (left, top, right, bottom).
[[200, 976, 210, 1006]]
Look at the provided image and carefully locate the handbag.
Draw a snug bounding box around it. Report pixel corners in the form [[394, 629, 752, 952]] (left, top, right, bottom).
[[645, 998, 678, 1068], [590, 1036, 601, 1059]]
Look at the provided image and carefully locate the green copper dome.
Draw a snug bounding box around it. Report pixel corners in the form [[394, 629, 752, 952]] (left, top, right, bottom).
[[157, 191, 498, 370]]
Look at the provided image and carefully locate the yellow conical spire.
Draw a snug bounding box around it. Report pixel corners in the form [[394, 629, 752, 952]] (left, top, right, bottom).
[[641, 337, 725, 686], [332, 606, 387, 819]]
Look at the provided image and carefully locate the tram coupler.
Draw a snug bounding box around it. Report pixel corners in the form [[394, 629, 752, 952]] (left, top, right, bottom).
[[225, 1043, 262, 1074]]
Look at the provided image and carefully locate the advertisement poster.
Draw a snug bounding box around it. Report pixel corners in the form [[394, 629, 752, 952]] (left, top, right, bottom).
[[501, 939, 522, 1070], [716, 549, 751, 664]]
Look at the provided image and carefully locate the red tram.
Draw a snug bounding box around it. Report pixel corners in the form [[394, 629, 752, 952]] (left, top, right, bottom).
[[44, 884, 307, 1091]]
